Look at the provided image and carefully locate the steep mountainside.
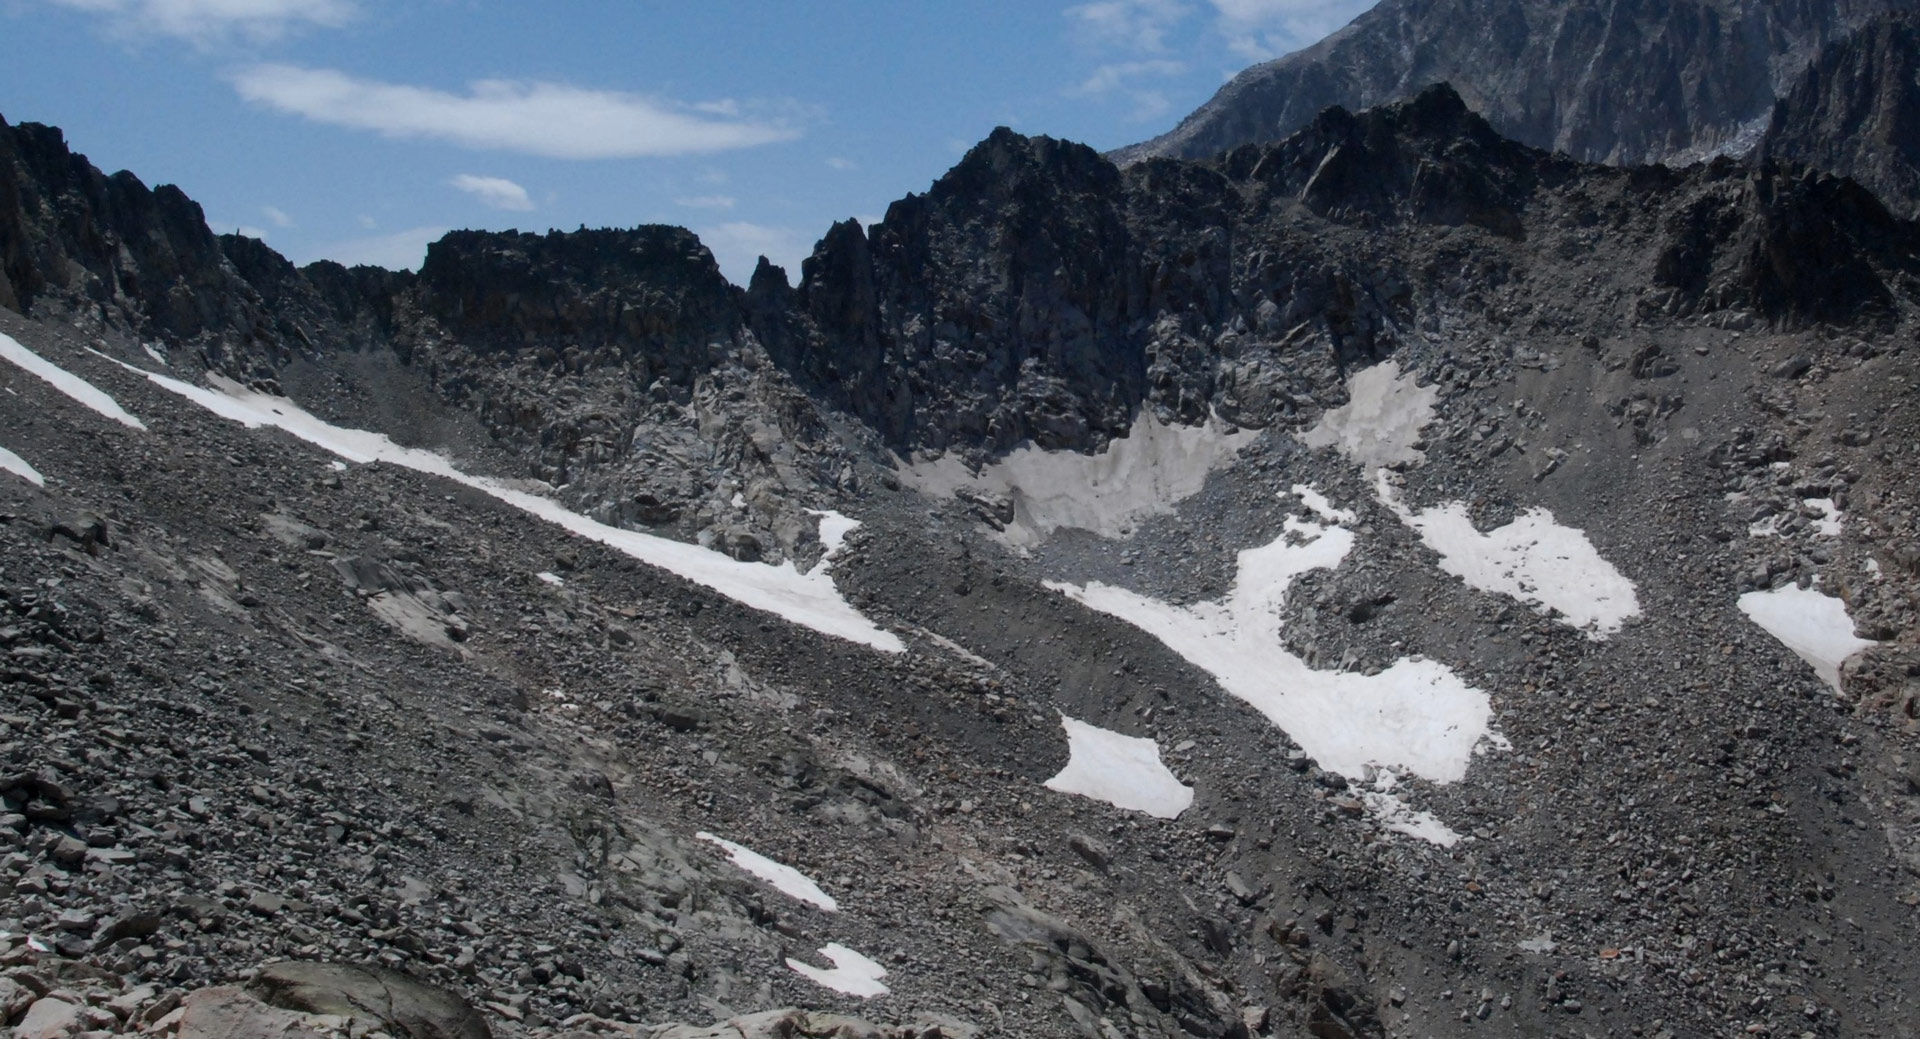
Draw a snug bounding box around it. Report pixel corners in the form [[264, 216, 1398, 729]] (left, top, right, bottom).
[[1, 88, 1920, 1039], [1763, 11, 1920, 217], [1112, 0, 1895, 167]]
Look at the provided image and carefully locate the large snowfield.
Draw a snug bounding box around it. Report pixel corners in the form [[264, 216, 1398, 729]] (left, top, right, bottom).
[[903, 410, 1253, 547], [1297, 360, 1437, 466], [1047, 487, 1503, 842]]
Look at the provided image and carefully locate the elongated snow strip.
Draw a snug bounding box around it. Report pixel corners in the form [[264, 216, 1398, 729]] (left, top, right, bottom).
[[111, 361, 905, 653], [0, 334, 146, 430], [695, 833, 837, 911], [0, 445, 44, 487], [785, 944, 888, 998]]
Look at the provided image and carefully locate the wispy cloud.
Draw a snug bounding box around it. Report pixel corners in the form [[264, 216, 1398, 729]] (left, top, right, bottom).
[[229, 65, 803, 159], [674, 194, 736, 210], [1068, 59, 1186, 121], [825, 156, 856, 171], [449, 173, 534, 211], [1208, 0, 1375, 61], [1065, 0, 1191, 52], [306, 225, 448, 271], [1071, 58, 1185, 96], [262, 205, 294, 228], [52, 0, 354, 45]]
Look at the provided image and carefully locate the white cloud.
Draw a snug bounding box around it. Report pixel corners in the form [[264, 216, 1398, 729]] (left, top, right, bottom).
[[52, 0, 354, 44], [306, 225, 448, 271], [356, 214, 376, 228], [1068, 59, 1185, 121], [449, 173, 534, 211], [1207, 0, 1376, 61], [674, 194, 736, 210], [1071, 58, 1185, 96], [825, 156, 856, 171], [1065, 0, 1191, 52], [229, 64, 803, 159], [697, 221, 807, 287], [262, 205, 293, 228]]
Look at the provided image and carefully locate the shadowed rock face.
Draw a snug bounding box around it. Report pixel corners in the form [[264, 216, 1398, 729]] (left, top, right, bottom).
[[1763, 12, 1920, 218], [1112, 0, 1893, 168]]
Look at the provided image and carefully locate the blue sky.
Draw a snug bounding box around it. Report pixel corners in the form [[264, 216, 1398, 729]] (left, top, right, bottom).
[[1, 0, 1376, 285]]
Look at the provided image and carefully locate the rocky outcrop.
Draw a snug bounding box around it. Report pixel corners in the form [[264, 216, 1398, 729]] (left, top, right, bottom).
[[414, 227, 743, 386], [0, 116, 275, 358], [1113, 0, 1892, 167], [1762, 12, 1920, 218]]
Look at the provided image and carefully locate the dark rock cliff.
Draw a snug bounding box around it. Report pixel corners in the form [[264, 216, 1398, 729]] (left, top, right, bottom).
[[0, 114, 276, 360], [1763, 11, 1920, 218], [1112, 0, 1893, 167], [4, 87, 1918, 469]]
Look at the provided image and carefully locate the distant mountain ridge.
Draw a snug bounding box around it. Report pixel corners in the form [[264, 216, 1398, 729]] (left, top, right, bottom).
[[1113, 0, 1899, 168], [1762, 11, 1920, 217]]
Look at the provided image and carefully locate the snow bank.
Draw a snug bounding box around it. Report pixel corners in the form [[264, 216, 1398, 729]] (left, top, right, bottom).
[[1375, 471, 1639, 638], [1298, 361, 1436, 466], [112, 362, 905, 653], [1047, 488, 1502, 790], [1043, 716, 1193, 819], [902, 411, 1253, 547], [694, 833, 838, 912], [786, 943, 889, 998], [535, 572, 564, 587], [0, 445, 44, 487], [1737, 585, 1876, 692], [0, 334, 146, 430]]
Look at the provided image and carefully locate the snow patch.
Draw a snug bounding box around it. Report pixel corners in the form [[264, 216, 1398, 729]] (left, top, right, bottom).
[[0, 334, 146, 430], [1043, 716, 1194, 819], [1046, 488, 1503, 799], [141, 343, 168, 366], [695, 832, 838, 911], [1361, 791, 1461, 846], [807, 509, 861, 565], [536, 572, 564, 587], [1291, 483, 1356, 524], [785, 943, 889, 998], [1298, 361, 1436, 466], [1805, 498, 1843, 538], [111, 361, 905, 653], [0, 445, 44, 487], [1737, 585, 1877, 693], [901, 411, 1252, 547], [1375, 471, 1639, 638]]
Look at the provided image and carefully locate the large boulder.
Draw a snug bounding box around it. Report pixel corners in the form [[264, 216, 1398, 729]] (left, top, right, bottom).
[[244, 962, 490, 1039], [174, 987, 343, 1039]]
